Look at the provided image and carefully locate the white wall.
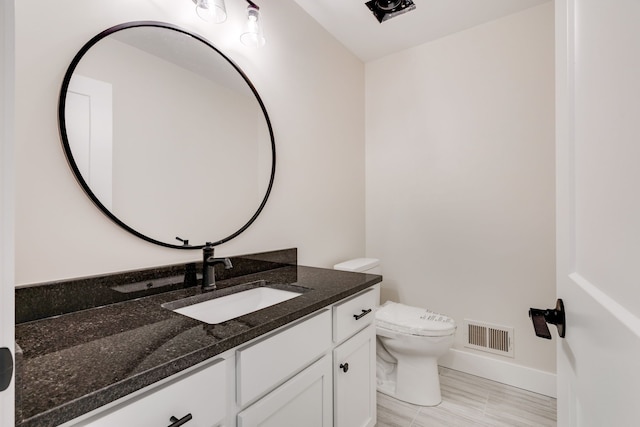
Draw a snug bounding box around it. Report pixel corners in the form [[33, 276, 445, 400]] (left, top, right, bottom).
[[14, 0, 365, 284], [366, 2, 556, 379]]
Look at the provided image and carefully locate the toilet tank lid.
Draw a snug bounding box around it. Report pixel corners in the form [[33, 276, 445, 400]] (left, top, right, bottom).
[[333, 258, 380, 272]]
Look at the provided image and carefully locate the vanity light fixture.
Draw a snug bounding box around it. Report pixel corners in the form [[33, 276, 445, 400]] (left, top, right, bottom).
[[194, 0, 227, 23], [240, 0, 266, 48], [190, 0, 266, 47]]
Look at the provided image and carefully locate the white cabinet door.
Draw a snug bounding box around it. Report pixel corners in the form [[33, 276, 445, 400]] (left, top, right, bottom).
[[333, 324, 376, 427], [237, 355, 332, 427]]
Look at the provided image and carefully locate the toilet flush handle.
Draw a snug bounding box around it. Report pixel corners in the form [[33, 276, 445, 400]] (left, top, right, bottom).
[[353, 308, 372, 320], [339, 363, 349, 373]]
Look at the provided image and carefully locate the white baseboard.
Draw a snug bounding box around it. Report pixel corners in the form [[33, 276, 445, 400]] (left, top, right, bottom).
[[439, 348, 557, 398]]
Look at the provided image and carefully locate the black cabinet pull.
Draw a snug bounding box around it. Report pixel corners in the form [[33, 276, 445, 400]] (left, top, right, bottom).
[[340, 363, 349, 373], [168, 413, 192, 427], [353, 308, 372, 320]]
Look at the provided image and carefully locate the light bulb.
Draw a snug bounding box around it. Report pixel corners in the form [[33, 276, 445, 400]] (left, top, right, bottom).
[[240, 5, 266, 48], [195, 0, 227, 24]]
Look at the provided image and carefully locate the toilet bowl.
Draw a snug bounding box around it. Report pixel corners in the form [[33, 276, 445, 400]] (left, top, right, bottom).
[[376, 301, 456, 406], [332, 259, 455, 406]]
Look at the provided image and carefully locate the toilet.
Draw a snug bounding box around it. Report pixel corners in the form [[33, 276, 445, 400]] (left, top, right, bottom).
[[334, 258, 456, 407], [376, 301, 456, 406]]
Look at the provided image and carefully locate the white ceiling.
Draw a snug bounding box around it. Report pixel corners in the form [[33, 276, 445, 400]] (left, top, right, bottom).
[[293, 0, 551, 62]]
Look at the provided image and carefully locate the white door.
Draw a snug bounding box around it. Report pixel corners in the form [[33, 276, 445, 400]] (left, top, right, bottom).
[[0, 1, 15, 426], [555, 0, 640, 425], [65, 75, 113, 209]]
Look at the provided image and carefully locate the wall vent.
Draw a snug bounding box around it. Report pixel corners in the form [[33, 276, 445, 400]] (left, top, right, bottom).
[[463, 320, 514, 357]]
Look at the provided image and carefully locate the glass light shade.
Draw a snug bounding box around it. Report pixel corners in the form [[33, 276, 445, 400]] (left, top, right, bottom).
[[240, 6, 266, 48], [195, 0, 227, 24]]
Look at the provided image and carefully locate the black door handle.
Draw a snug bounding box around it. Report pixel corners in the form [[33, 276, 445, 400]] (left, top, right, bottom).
[[0, 347, 13, 392], [529, 299, 565, 339], [340, 363, 349, 373], [353, 309, 372, 320], [167, 413, 192, 427]]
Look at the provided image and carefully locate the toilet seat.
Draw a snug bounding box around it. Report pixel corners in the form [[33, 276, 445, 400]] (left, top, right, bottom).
[[376, 301, 456, 337]]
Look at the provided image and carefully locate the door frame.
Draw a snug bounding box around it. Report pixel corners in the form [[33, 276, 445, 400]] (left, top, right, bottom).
[[0, 1, 15, 426]]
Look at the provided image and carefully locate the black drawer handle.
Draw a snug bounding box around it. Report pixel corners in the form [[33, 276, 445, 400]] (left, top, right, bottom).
[[168, 413, 192, 427], [340, 363, 349, 373], [353, 308, 372, 320]]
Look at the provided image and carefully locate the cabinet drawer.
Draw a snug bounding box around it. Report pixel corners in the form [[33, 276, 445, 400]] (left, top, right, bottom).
[[237, 309, 332, 406], [71, 358, 227, 427], [333, 286, 378, 343]]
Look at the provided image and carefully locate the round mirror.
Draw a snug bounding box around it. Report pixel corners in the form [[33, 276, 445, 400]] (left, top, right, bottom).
[[59, 22, 275, 249]]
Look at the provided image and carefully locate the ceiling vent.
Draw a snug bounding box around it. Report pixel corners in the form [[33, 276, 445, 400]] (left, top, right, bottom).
[[365, 0, 416, 23]]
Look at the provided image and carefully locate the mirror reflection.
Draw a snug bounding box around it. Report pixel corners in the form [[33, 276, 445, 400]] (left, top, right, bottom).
[[60, 22, 275, 248]]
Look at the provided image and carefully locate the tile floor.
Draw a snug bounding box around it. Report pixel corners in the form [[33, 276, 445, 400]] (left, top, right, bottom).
[[376, 367, 557, 427]]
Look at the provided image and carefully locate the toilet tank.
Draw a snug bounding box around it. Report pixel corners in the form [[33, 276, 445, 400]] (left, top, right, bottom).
[[333, 258, 381, 275]]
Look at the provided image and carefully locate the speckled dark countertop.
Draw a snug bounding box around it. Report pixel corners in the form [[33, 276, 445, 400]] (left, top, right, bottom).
[[14, 249, 382, 427]]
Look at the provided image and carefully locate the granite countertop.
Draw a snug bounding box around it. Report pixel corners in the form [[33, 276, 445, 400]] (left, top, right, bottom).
[[15, 253, 382, 427]]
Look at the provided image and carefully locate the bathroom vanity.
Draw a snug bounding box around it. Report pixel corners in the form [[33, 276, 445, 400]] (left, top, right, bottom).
[[15, 249, 381, 427]]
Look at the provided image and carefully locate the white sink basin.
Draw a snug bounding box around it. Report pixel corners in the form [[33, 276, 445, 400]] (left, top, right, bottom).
[[172, 287, 302, 324]]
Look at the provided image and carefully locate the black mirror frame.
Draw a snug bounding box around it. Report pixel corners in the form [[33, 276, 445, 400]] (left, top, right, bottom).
[[58, 21, 276, 250]]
